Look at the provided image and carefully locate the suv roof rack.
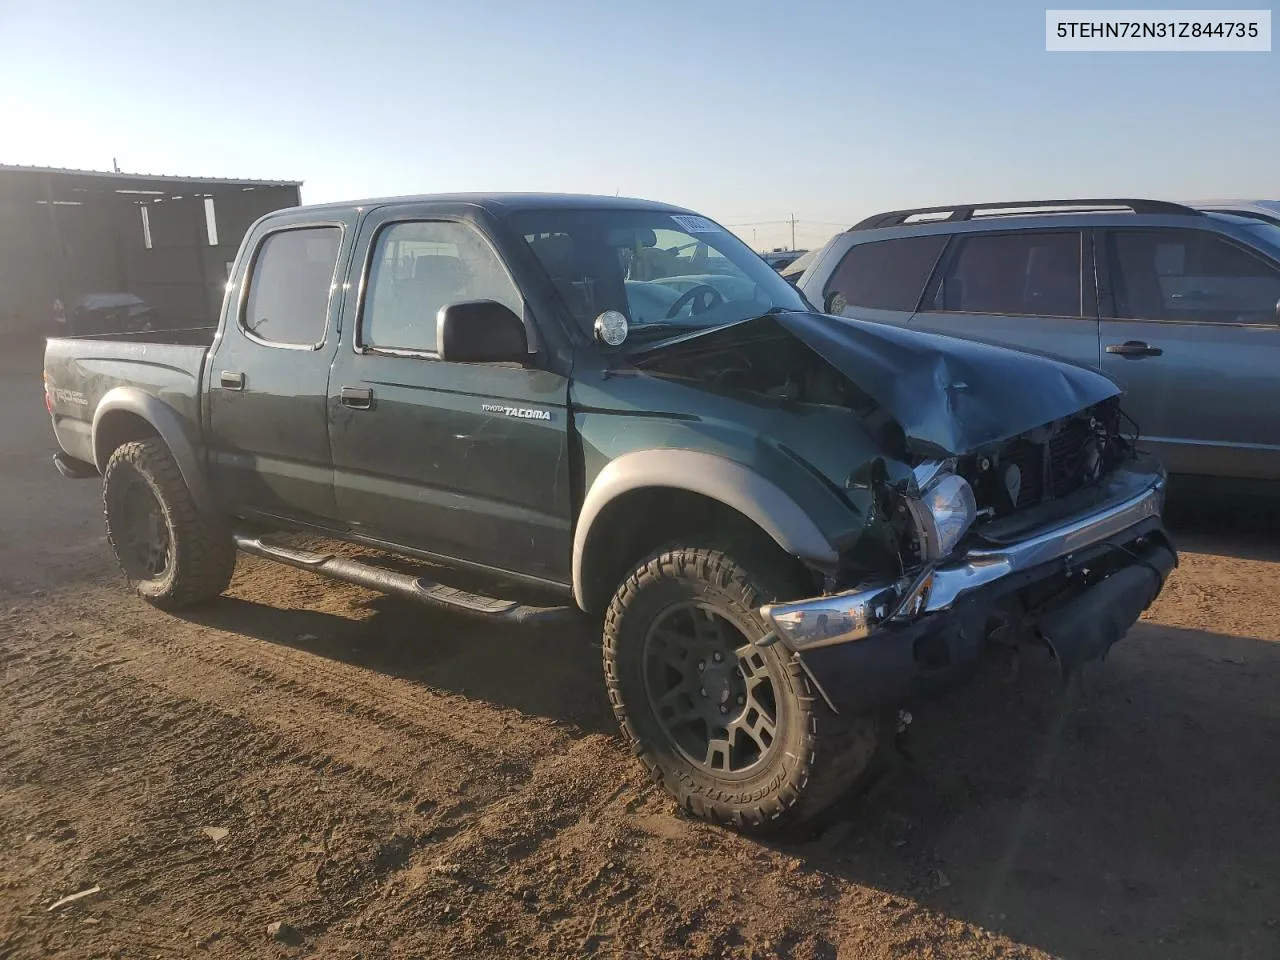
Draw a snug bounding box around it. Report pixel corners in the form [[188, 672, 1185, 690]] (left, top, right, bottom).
[[850, 198, 1202, 231]]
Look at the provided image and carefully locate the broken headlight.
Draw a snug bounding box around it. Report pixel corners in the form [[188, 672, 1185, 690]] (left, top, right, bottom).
[[905, 470, 977, 561]]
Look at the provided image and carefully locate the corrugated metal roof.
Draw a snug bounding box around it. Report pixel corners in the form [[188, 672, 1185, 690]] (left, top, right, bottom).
[[0, 163, 302, 187]]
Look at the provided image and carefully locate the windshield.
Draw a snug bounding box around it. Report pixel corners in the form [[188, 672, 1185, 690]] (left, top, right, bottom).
[[510, 208, 807, 339]]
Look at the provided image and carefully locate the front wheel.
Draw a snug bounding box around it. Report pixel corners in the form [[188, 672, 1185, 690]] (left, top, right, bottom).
[[102, 438, 236, 610], [602, 545, 880, 833]]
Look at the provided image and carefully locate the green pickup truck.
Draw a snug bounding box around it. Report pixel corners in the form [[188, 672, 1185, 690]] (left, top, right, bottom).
[[44, 193, 1175, 832]]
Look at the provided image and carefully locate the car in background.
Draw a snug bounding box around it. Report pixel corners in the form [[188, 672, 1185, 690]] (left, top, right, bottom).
[[1186, 199, 1280, 227], [52, 293, 159, 337], [761, 249, 807, 271], [777, 249, 816, 285], [796, 198, 1280, 482]]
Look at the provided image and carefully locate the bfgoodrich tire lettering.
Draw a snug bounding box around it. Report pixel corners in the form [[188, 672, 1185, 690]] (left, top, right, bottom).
[[102, 439, 235, 610], [602, 545, 879, 833]]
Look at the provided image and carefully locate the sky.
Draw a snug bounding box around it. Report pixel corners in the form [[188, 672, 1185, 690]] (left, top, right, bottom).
[[1, 0, 1276, 251]]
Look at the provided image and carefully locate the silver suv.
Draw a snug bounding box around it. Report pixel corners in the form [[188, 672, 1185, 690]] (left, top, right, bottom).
[[795, 198, 1280, 481]]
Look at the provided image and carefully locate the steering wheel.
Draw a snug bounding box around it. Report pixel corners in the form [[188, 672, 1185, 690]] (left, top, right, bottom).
[[664, 283, 724, 319]]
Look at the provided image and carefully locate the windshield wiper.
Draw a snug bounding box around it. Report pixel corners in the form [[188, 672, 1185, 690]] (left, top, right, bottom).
[[623, 308, 801, 349], [624, 321, 707, 339]]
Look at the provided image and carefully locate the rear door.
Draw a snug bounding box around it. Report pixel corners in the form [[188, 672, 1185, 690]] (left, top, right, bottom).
[[205, 214, 354, 523], [327, 207, 573, 585], [1097, 226, 1280, 479], [907, 228, 1101, 372]]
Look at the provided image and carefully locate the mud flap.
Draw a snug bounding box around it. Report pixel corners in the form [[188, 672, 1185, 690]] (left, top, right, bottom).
[[1037, 545, 1177, 677]]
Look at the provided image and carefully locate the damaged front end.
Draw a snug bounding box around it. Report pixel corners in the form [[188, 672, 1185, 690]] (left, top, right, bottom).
[[632, 311, 1176, 713], [762, 453, 1175, 716], [633, 310, 1176, 712]]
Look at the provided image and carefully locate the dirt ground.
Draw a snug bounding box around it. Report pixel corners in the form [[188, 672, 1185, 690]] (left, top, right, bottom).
[[2, 355, 1279, 960]]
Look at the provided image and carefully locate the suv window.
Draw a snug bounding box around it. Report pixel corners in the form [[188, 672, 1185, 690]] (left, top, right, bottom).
[[1107, 228, 1280, 324], [363, 221, 521, 354], [934, 231, 1081, 318], [822, 236, 946, 312], [243, 227, 341, 345]]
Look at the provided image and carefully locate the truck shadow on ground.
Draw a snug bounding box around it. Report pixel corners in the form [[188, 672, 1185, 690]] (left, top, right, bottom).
[[188, 590, 1280, 959], [788, 621, 1280, 959], [185, 590, 616, 733]]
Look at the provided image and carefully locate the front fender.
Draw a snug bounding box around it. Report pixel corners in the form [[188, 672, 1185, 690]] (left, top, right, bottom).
[[572, 449, 839, 609], [92, 387, 214, 513]]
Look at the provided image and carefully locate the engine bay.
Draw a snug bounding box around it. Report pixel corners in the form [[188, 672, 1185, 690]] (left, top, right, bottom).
[[632, 329, 882, 415], [954, 397, 1131, 520]]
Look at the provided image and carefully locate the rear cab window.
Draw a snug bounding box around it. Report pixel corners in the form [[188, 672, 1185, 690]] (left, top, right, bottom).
[[242, 227, 342, 346], [822, 235, 947, 313], [928, 231, 1083, 318]]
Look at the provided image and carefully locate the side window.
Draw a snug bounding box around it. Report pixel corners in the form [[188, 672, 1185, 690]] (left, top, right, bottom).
[[362, 220, 521, 353], [935, 231, 1081, 318], [242, 227, 341, 345], [822, 236, 947, 312], [1108, 229, 1280, 324]]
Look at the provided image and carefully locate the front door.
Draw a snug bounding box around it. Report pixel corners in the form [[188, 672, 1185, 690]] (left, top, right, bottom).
[[205, 218, 352, 523], [908, 228, 1101, 372], [327, 211, 573, 585], [1097, 226, 1280, 479]]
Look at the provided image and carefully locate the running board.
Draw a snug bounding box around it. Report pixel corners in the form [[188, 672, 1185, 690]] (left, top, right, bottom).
[[232, 534, 577, 625]]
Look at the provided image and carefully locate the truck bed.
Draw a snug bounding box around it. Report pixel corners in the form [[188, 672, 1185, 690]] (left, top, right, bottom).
[[44, 332, 211, 472], [48, 326, 216, 346]]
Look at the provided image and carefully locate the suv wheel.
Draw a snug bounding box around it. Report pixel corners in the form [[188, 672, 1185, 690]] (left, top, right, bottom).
[[103, 439, 236, 609], [603, 545, 880, 833]]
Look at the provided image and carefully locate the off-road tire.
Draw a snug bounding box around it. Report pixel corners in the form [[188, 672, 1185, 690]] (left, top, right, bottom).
[[603, 545, 880, 833], [102, 438, 236, 610]]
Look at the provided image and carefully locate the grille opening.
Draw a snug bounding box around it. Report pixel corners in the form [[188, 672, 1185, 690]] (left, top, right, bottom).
[[965, 413, 1110, 518]]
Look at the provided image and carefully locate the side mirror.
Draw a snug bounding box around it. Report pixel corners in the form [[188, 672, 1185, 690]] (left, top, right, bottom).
[[1275, 298, 1280, 325], [437, 300, 528, 363]]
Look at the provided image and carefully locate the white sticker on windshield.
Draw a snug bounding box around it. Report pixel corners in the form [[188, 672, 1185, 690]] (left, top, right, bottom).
[[670, 215, 720, 233]]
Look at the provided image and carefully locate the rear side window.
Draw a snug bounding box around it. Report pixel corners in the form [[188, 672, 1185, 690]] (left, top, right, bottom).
[[1107, 228, 1280, 324], [362, 220, 521, 354], [243, 227, 341, 346], [934, 231, 1081, 318], [822, 236, 947, 312]]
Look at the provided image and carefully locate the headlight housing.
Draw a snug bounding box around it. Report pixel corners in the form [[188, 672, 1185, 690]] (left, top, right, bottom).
[[906, 471, 977, 561]]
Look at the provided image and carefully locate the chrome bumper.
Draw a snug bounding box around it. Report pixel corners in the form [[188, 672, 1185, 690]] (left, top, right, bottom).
[[761, 471, 1166, 652]]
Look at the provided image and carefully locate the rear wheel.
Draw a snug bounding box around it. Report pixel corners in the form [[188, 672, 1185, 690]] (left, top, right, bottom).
[[603, 545, 880, 833], [102, 439, 235, 609]]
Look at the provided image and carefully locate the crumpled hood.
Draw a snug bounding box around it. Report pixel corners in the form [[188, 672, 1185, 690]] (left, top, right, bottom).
[[640, 311, 1120, 457]]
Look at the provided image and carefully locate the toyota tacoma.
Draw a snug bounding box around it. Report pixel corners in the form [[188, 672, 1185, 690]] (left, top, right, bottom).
[[44, 193, 1175, 832]]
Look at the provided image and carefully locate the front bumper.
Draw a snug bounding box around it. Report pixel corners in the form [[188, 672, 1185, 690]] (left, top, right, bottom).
[[761, 458, 1175, 715]]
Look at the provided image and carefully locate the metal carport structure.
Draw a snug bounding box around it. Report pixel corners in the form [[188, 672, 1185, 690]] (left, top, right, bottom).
[[0, 165, 301, 339]]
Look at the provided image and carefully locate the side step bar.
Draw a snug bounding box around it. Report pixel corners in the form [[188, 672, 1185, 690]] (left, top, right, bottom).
[[232, 534, 577, 626]]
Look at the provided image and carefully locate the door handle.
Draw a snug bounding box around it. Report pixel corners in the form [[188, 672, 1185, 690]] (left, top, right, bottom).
[[1105, 340, 1163, 359], [220, 370, 245, 390], [340, 385, 374, 410]]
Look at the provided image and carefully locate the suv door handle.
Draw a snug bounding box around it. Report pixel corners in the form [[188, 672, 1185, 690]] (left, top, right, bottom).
[[1105, 340, 1163, 359], [220, 370, 245, 390], [340, 385, 374, 410]]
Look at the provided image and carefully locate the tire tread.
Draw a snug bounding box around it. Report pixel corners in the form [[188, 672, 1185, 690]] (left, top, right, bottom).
[[103, 439, 235, 610], [602, 544, 878, 833]]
